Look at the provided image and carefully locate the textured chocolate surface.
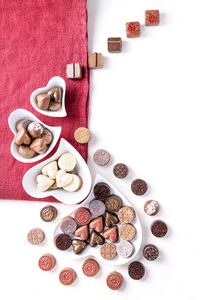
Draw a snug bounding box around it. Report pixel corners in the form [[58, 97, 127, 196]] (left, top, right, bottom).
[[105, 195, 122, 213], [151, 220, 168, 238], [131, 179, 148, 195], [55, 233, 71, 250], [143, 244, 159, 261], [40, 205, 57, 222], [113, 163, 128, 178], [108, 37, 122, 53], [128, 261, 145, 280], [93, 182, 111, 200]]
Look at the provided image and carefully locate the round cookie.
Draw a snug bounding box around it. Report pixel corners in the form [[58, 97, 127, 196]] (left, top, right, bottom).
[[38, 254, 56, 271], [59, 268, 76, 286], [105, 195, 122, 213], [40, 205, 57, 222], [118, 206, 136, 223], [100, 243, 116, 260], [93, 182, 111, 200], [151, 220, 168, 238], [54, 233, 71, 250], [82, 259, 99, 277], [116, 240, 135, 258], [89, 199, 105, 217], [106, 272, 123, 290], [60, 216, 77, 235], [143, 244, 159, 261], [74, 127, 91, 144], [128, 261, 145, 280], [74, 207, 91, 225], [144, 200, 160, 216], [93, 149, 110, 166], [113, 163, 128, 179], [131, 179, 148, 195], [119, 223, 136, 241], [27, 228, 45, 245]]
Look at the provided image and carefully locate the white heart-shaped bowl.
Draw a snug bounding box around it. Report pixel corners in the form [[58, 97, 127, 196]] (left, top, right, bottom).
[[22, 138, 92, 204], [30, 76, 67, 117], [8, 109, 61, 163], [54, 174, 143, 266]]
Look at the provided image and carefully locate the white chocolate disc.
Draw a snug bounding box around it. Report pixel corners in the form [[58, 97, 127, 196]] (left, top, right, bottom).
[[42, 161, 58, 179], [58, 152, 77, 172], [63, 175, 82, 192]]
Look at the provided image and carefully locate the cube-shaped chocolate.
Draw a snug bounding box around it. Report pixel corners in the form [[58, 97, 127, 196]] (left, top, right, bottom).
[[145, 10, 159, 26], [107, 38, 122, 53], [88, 53, 103, 69], [66, 63, 82, 79], [126, 22, 140, 38]]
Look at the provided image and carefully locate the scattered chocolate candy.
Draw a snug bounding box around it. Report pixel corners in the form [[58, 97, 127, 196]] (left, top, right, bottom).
[[105, 211, 119, 227], [105, 195, 122, 213], [106, 272, 123, 290], [89, 216, 104, 233], [143, 244, 159, 261], [107, 37, 122, 53], [66, 63, 82, 79], [74, 225, 89, 240], [74, 207, 91, 226], [131, 179, 148, 196], [144, 200, 160, 216], [145, 10, 160, 26], [113, 163, 128, 179], [93, 149, 111, 166], [118, 206, 135, 223], [74, 127, 91, 144], [82, 259, 99, 277], [103, 226, 118, 243], [54, 233, 71, 250], [119, 223, 136, 241], [59, 268, 76, 285], [128, 261, 145, 280], [88, 52, 103, 69], [116, 240, 135, 258], [100, 243, 116, 260], [89, 199, 105, 217], [89, 230, 104, 247], [27, 228, 45, 245], [72, 239, 87, 254], [40, 205, 58, 222], [126, 22, 141, 38], [60, 216, 77, 235], [18, 145, 36, 158], [93, 182, 111, 200], [151, 220, 168, 238], [38, 254, 56, 271]]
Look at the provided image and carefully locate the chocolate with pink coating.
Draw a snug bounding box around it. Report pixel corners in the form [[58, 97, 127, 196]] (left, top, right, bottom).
[[74, 207, 91, 225]]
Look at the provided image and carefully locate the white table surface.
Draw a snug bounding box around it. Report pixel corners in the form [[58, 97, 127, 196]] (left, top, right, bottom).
[[0, 0, 199, 299]]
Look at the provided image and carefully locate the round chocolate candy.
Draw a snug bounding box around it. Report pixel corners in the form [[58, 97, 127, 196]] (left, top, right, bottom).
[[59, 268, 76, 286], [27, 121, 44, 138], [27, 228, 45, 245], [105, 195, 122, 213], [131, 179, 148, 196], [93, 182, 111, 200], [106, 272, 123, 290], [144, 200, 160, 216], [74, 207, 91, 225], [118, 206, 135, 223], [38, 254, 56, 271], [119, 223, 136, 241], [74, 127, 91, 144], [40, 205, 57, 222], [151, 220, 168, 238], [116, 240, 135, 258], [60, 216, 77, 234], [100, 243, 116, 260], [143, 244, 159, 261], [128, 261, 145, 280], [89, 199, 105, 217], [82, 259, 99, 277], [54, 233, 71, 250], [93, 149, 110, 166], [113, 163, 128, 179]]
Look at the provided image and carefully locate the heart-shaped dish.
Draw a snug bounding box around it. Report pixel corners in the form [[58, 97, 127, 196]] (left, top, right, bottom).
[[54, 174, 143, 266], [30, 76, 67, 117], [8, 109, 61, 163], [23, 138, 92, 204]]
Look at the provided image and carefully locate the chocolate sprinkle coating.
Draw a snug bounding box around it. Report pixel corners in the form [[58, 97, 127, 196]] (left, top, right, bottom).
[[40, 205, 57, 222], [105, 195, 122, 213], [143, 244, 159, 261], [151, 220, 168, 238], [93, 182, 111, 200], [128, 261, 145, 280], [131, 179, 148, 196], [113, 163, 128, 179], [55, 233, 71, 250]]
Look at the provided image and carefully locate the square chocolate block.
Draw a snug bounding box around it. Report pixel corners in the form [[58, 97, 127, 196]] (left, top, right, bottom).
[[88, 53, 103, 69], [145, 10, 160, 26], [66, 63, 82, 79], [107, 38, 122, 53], [126, 22, 141, 38]]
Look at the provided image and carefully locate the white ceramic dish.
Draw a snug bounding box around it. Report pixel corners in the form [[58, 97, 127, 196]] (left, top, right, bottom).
[[30, 76, 67, 117], [23, 138, 92, 204], [8, 109, 61, 163], [54, 174, 143, 266]]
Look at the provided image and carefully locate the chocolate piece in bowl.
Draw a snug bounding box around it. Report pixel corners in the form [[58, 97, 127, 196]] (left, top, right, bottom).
[[88, 52, 103, 69], [74, 207, 91, 226], [66, 63, 82, 79], [145, 10, 160, 26], [117, 240, 135, 258], [48, 101, 62, 111], [74, 225, 89, 240], [48, 86, 62, 103], [126, 22, 141, 38], [36, 94, 50, 110], [89, 230, 104, 247], [118, 206, 136, 223], [42, 161, 58, 179], [105, 211, 119, 227], [100, 243, 116, 260], [58, 152, 77, 172], [93, 182, 111, 200], [63, 175, 83, 192], [105, 195, 122, 213], [72, 239, 87, 254], [18, 145, 36, 159], [28, 121, 44, 138], [89, 216, 104, 233], [16, 119, 32, 131], [119, 223, 136, 241], [36, 174, 55, 192], [108, 37, 122, 53], [30, 138, 48, 154], [103, 226, 118, 243], [60, 216, 77, 235], [42, 129, 53, 145], [14, 128, 31, 145], [89, 199, 105, 217]]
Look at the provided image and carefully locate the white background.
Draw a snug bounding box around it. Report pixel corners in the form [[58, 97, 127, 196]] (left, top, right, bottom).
[[0, 0, 199, 299]]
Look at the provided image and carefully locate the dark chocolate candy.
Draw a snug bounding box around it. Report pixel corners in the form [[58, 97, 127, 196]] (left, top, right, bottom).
[[128, 261, 145, 280], [151, 220, 168, 238], [54, 233, 71, 250], [89, 230, 104, 247], [105, 195, 122, 213], [143, 244, 159, 261], [72, 239, 87, 254], [66, 63, 82, 79], [108, 37, 122, 53], [113, 163, 128, 179], [105, 211, 119, 227], [93, 182, 111, 200], [131, 179, 148, 196]]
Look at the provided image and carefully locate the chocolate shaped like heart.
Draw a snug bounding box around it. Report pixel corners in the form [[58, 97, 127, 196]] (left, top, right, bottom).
[[36, 94, 50, 110], [74, 225, 89, 240], [105, 212, 119, 227], [89, 216, 104, 233], [103, 226, 118, 243], [89, 230, 104, 247], [72, 239, 87, 254], [48, 86, 62, 103]]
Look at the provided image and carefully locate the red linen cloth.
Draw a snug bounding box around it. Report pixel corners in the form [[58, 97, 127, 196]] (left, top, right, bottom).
[[0, 0, 89, 202]]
